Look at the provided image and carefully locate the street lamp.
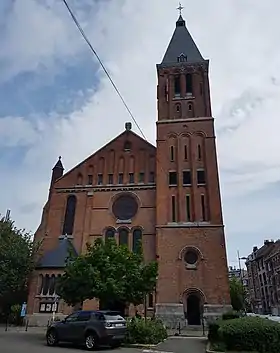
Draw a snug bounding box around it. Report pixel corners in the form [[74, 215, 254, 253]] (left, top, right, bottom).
[[237, 250, 247, 314]]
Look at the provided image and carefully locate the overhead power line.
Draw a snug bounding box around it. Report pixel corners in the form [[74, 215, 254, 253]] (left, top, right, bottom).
[[61, 0, 146, 140]]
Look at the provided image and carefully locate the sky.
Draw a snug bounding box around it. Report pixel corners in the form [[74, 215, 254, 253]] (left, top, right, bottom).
[[0, 0, 279, 268]]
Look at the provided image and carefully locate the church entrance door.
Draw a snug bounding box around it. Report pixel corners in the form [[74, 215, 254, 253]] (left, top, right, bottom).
[[186, 293, 201, 325]]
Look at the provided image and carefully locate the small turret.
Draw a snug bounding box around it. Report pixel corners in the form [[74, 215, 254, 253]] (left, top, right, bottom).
[[50, 156, 64, 190]]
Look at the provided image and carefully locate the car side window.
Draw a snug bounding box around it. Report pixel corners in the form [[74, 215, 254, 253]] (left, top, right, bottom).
[[65, 312, 79, 323], [77, 311, 91, 322]]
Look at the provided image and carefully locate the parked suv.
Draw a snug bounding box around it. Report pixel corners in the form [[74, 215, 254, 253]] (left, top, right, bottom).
[[46, 310, 127, 350]]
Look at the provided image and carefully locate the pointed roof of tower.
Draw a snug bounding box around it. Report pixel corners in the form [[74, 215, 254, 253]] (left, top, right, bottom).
[[52, 156, 64, 171], [161, 15, 205, 65]]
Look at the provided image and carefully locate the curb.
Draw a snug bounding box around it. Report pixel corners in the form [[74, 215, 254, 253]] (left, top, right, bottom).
[[123, 344, 158, 349], [205, 342, 225, 353]]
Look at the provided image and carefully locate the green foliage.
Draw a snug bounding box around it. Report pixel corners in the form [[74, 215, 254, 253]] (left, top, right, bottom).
[[217, 316, 280, 353], [222, 310, 240, 321], [0, 216, 41, 313], [125, 318, 167, 344], [57, 238, 158, 308], [208, 321, 221, 343], [229, 276, 246, 312]]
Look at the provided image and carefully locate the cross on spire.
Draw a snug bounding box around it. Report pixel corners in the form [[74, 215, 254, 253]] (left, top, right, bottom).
[[177, 2, 184, 16]]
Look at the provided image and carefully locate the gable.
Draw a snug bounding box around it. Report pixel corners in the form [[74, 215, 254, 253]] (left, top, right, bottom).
[[54, 129, 156, 189]]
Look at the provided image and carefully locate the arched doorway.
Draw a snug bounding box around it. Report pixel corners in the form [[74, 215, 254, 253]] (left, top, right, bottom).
[[186, 293, 201, 325]]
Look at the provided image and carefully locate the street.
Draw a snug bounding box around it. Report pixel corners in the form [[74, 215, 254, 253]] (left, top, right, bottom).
[[0, 331, 206, 353]]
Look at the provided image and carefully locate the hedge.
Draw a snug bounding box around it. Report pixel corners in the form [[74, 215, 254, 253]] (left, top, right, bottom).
[[221, 310, 240, 321], [209, 316, 280, 353], [125, 317, 167, 344]]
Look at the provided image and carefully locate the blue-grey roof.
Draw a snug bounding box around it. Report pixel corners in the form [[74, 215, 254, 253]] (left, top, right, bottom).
[[161, 15, 205, 65], [37, 238, 78, 269]]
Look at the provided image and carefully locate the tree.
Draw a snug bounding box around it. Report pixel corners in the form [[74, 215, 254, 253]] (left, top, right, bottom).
[[0, 216, 40, 314], [229, 276, 246, 311], [57, 238, 158, 311]]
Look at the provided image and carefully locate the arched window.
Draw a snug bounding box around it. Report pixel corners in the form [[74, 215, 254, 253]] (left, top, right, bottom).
[[119, 228, 129, 246], [42, 275, 50, 295], [132, 229, 142, 253], [186, 74, 193, 95], [62, 195, 77, 235], [77, 173, 83, 185], [38, 274, 44, 295], [49, 275, 56, 296], [198, 144, 202, 160], [187, 102, 195, 118], [105, 228, 115, 242], [170, 146, 174, 162]]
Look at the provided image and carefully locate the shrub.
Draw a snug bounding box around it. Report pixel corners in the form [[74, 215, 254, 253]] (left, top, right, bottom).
[[222, 310, 240, 321], [208, 321, 221, 343], [219, 316, 280, 353], [125, 317, 167, 344]]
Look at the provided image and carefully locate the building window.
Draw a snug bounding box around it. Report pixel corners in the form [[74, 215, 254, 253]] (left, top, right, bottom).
[[169, 171, 177, 186], [97, 174, 103, 185], [118, 173, 124, 184], [132, 229, 142, 253], [183, 170, 192, 185], [178, 53, 187, 62], [186, 195, 191, 221], [184, 145, 188, 160], [174, 75, 181, 97], [200, 82, 203, 95], [148, 293, 154, 308], [108, 174, 113, 184], [105, 228, 115, 241], [201, 194, 206, 221], [139, 172, 145, 183], [77, 173, 83, 185], [198, 144, 202, 160], [49, 275, 56, 296], [176, 104, 181, 112], [62, 195, 77, 235], [112, 193, 139, 220], [149, 172, 155, 183], [187, 102, 194, 118], [119, 228, 129, 246], [42, 275, 50, 295], [184, 250, 198, 265], [171, 195, 176, 222], [186, 74, 193, 95], [124, 141, 131, 151], [87, 175, 93, 185], [197, 170, 206, 185], [129, 173, 135, 184], [170, 146, 175, 161]]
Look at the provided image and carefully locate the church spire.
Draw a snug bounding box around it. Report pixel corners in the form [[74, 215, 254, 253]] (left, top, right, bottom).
[[50, 156, 64, 192], [160, 7, 205, 66]]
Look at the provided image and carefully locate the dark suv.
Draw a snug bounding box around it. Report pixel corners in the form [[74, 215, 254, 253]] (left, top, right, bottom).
[[46, 310, 127, 350]]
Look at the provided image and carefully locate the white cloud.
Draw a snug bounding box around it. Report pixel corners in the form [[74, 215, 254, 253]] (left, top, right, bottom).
[[1, 0, 280, 263]]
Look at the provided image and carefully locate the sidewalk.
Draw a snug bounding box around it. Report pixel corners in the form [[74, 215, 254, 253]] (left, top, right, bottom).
[[0, 325, 47, 333]]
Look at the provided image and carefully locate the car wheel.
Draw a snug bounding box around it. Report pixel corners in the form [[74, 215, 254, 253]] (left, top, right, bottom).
[[84, 332, 98, 351], [46, 329, 59, 347]]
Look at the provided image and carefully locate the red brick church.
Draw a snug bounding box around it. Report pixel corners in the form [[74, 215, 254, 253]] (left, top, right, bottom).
[[27, 13, 231, 326]]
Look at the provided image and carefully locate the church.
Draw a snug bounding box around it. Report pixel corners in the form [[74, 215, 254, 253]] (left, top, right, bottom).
[[27, 12, 231, 327]]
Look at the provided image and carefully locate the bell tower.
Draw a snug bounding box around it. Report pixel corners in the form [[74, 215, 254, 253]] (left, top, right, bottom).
[[155, 10, 231, 326]]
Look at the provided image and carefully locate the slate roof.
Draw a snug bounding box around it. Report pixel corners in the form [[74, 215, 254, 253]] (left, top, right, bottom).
[[161, 15, 205, 65], [37, 238, 78, 269]]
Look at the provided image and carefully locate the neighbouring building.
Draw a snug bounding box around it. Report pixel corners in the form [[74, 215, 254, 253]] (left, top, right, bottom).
[[246, 240, 280, 315], [27, 13, 231, 327]]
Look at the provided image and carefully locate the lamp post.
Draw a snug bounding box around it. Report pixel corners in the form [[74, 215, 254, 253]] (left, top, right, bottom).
[[237, 251, 247, 314]]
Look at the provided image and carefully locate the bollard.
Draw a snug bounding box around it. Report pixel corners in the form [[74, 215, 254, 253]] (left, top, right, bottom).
[[178, 321, 181, 335], [5, 317, 8, 332], [25, 319, 29, 332]]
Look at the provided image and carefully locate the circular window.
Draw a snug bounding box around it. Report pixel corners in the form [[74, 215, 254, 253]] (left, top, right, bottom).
[[112, 194, 138, 220], [184, 250, 198, 265]]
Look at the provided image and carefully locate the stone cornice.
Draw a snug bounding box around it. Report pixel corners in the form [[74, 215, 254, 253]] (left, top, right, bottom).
[[157, 117, 214, 124], [156, 222, 224, 229], [55, 184, 156, 194]]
